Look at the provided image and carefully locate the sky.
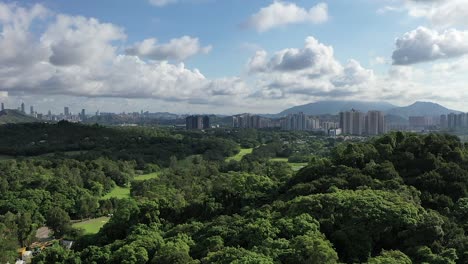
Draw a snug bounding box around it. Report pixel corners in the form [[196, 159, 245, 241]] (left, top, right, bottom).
[[1, 0, 468, 115]]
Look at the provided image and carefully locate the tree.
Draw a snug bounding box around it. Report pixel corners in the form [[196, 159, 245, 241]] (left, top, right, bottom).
[[46, 207, 72, 237], [17, 212, 37, 247], [111, 245, 149, 264], [0, 222, 18, 264], [287, 232, 339, 264], [368, 250, 412, 264], [32, 244, 81, 264], [202, 247, 274, 264]]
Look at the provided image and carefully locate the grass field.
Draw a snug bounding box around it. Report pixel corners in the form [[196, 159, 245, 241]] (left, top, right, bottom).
[[269, 158, 308, 171], [134, 172, 159, 181], [226, 148, 253, 162], [72, 216, 110, 234], [102, 186, 130, 200], [290, 163, 308, 171]]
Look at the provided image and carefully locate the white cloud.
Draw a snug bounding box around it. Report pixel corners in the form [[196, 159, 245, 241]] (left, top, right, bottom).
[[125, 36, 212, 61], [0, 3, 49, 67], [42, 15, 126, 66], [247, 37, 374, 99], [371, 56, 389, 66], [392, 27, 468, 65], [148, 0, 178, 7], [245, 1, 328, 32], [0, 3, 246, 108], [332, 60, 375, 87], [407, 0, 468, 28], [382, 0, 468, 28], [248, 36, 341, 75]]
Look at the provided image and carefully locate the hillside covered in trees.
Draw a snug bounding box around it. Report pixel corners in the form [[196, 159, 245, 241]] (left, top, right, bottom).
[[0, 123, 467, 263]]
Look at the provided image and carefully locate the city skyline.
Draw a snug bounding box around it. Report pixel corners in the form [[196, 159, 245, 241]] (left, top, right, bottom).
[[0, 1, 468, 114]]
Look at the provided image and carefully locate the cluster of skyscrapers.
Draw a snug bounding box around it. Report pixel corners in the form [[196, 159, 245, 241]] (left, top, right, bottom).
[[440, 113, 468, 130], [280, 112, 320, 131], [186, 115, 210, 130], [339, 110, 386, 136], [232, 114, 276, 129], [0, 102, 88, 122], [232, 110, 386, 136]]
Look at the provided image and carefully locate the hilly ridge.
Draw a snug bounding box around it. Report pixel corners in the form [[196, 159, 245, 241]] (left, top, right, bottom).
[[276, 100, 463, 119], [385, 101, 460, 118], [276, 100, 397, 116], [0, 109, 39, 125]]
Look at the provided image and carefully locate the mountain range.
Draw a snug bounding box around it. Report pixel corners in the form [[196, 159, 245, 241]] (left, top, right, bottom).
[[275, 101, 462, 119]]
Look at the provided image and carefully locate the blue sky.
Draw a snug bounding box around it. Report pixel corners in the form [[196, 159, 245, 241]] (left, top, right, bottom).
[[1, 0, 468, 114]]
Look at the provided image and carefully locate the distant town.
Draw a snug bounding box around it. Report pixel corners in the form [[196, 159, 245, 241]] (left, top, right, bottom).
[[2, 101, 467, 137]]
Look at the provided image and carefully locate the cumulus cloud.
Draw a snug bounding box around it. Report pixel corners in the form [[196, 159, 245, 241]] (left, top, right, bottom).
[[0, 3, 246, 106], [248, 36, 341, 75], [245, 1, 328, 32], [392, 27, 468, 65], [43, 15, 126, 66], [125, 36, 212, 61], [0, 3, 49, 67], [148, 0, 178, 7], [381, 0, 468, 28], [247, 37, 374, 100], [331, 60, 375, 87]]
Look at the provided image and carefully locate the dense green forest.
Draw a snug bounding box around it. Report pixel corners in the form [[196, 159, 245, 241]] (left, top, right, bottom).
[[1, 122, 467, 263]]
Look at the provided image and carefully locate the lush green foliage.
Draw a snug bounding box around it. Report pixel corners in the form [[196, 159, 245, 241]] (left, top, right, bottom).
[[1, 124, 467, 263]]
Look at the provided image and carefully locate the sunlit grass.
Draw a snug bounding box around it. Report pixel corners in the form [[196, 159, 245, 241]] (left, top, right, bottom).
[[134, 172, 160, 181], [269, 158, 308, 171], [72, 216, 110, 234], [226, 148, 253, 162], [102, 186, 130, 200]]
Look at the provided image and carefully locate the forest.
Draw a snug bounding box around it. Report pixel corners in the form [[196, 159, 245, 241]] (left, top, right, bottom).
[[0, 122, 467, 263]]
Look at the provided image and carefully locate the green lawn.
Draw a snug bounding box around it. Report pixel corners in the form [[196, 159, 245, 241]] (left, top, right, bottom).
[[102, 186, 130, 200], [72, 216, 110, 234], [134, 172, 160, 181], [226, 148, 253, 162], [290, 163, 308, 171], [269, 158, 308, 171], [270, 157, 289, 162]]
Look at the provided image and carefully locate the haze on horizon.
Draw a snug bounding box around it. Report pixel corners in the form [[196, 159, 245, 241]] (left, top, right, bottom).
[[1, 0, 468, 114]]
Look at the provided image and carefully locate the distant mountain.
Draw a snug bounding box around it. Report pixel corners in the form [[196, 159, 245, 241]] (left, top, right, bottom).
[[0, 109, 39, 125], [385, 101, 461, 119], [277, 100, 397, 117], [385, 114, 409, 125]]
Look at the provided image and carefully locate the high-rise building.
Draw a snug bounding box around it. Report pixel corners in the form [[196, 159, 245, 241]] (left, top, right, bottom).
[[366, 111, 385, 135], [232, 114, 272, 129], [322, 121, 338, 131], [448, 113, 457, 129], [440, 115, 448, 128], [30, 106, 34, 116], [457, 113, 467, 128], [203, 115, 210, 129], [64, 107, 70, 116], [282, 112, 308, 131], [352, 111, 366, 135], [21, 102, 25, 113], [340, 109, 385, 136], [186, 115, 204, 130], [1, 102, 4, 111], [340, 111, 356, 135], [81, 109, 86, 121]]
